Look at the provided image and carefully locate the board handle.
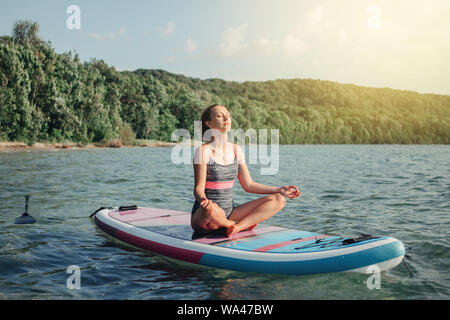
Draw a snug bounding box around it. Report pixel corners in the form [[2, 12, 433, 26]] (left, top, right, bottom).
[[119, 205, 138, 211]]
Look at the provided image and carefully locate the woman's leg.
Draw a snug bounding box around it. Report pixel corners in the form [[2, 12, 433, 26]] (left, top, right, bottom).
[[227, 193, 286, 236], [191, 202, 235, 234]]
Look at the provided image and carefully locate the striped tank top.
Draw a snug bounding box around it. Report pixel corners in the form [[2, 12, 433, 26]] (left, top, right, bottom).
[[192, 144, 239, 216]]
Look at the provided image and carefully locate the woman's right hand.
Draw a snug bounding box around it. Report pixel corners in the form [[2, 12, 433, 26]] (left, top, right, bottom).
[[200, 198, 213, 211]]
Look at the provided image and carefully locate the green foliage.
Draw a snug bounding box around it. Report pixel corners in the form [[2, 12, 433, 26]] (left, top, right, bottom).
[[0, 21, 449, 145], [118, 122, 136, 146], [12, 20, 41, 47]]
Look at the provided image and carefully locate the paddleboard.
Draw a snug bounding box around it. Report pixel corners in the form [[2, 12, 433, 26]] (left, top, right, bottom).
[[92, 206, 405, 275]]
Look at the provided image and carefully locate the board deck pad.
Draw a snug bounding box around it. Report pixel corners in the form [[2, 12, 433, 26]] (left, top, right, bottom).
[[107, 207, 384, 253], [108, 207, 288, 243], [94, 206, 406, 275]]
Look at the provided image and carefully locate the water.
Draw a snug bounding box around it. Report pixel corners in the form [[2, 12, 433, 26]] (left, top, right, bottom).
[[0, 145, 449, 299]]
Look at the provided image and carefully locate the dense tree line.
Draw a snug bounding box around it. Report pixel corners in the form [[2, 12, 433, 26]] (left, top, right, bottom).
[[1, 21, 449, 145]]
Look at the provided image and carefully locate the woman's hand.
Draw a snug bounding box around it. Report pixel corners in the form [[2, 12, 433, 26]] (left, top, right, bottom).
[[200, 198, 214, 211], [280, 185, 301, 199]]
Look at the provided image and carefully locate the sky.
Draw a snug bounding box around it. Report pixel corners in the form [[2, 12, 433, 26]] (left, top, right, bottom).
[[1, 0, 449, 95]]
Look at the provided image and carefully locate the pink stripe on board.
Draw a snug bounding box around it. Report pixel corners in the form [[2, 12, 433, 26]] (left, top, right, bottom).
[[96, 218, 204, 264], [194, 226, 287, 244], [115, 230, 204, 263], [253, 234, 331, 252], [205, 180, 235, 190]]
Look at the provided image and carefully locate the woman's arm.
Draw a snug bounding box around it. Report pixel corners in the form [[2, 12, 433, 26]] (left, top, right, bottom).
[[193, 144, 209, 202], [236, 144, 301, 198], [244, 181, 281, 194], [236, 144, 280, 194]]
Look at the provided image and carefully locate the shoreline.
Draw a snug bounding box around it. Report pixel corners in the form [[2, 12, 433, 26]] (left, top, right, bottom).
[[2, 141, 447, 152], [0, 140, 177, 152]]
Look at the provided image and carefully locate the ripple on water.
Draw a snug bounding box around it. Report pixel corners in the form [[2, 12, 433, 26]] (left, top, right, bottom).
[[0, 145, 449, 299]]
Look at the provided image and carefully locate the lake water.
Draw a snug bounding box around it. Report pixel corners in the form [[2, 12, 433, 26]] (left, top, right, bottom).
[[0, 145, 449, 300]]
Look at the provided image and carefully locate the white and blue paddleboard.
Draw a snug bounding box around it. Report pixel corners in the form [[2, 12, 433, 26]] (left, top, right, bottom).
[[92, 206, 405, 275]]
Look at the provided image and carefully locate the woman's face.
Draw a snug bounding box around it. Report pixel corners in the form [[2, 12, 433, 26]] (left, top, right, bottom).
[[206, 106, 231, 131]]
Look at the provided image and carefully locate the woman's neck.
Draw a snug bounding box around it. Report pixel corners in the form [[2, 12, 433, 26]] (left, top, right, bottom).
[[210, 133, 228, 151]]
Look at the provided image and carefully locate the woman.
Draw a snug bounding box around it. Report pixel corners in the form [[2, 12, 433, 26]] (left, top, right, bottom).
[[191, 104, 301, 237]]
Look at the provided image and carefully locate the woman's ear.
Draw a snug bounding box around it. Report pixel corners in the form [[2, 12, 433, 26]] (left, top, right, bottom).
[[205, 120, 211, 129]]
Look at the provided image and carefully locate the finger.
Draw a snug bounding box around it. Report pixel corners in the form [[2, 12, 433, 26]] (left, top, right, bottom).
[[201, 199, 208, 207], [287, 191, 299, 199]]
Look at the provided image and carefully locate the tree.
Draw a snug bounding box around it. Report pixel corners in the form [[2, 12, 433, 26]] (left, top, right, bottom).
[[12, 20, 41, 46], [1, 19, 450, 145]]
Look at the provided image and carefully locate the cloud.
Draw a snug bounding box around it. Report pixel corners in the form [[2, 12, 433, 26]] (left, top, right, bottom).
[[163, 56, 176, 63], [250, 37, 278, 56], [276, 6, 328, 59], [85, 28, 126, 40], [159, 22, 175, 36], [216, 22, 308, 59], [216, 7, 326, 60], [86, 32, 116, 40], [217, 23, 278, 57], [205, 2, 450, 94], [185, 37, 197, 53], [219, 23, 248, 56], [281, 34, 307, 59], [306, 6, 325, 29]]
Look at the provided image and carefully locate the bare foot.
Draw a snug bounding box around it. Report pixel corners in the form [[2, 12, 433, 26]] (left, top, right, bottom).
[[245, 224, 258, 231], [202, 202, 236, 234], [226, 224, 238, 237]]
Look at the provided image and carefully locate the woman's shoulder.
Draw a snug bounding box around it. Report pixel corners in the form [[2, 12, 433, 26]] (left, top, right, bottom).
[[193, 143, 212, 164], [231, 143, 244, 152]]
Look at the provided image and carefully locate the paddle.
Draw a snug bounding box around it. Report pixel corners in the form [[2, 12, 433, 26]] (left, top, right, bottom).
[[15, 194, 37, 224]]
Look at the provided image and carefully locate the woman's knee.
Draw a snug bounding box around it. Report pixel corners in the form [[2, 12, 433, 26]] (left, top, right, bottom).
[[191, 206, 223, 234], [269, 193, 286, 208], [191, 207, 206, 229]]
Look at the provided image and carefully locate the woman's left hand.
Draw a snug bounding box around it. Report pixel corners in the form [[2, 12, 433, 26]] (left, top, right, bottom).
[[280, 185, 301, 199]]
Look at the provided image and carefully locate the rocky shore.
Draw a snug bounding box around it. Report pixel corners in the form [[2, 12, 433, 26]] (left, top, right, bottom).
[[0, 140, 176, 152]]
